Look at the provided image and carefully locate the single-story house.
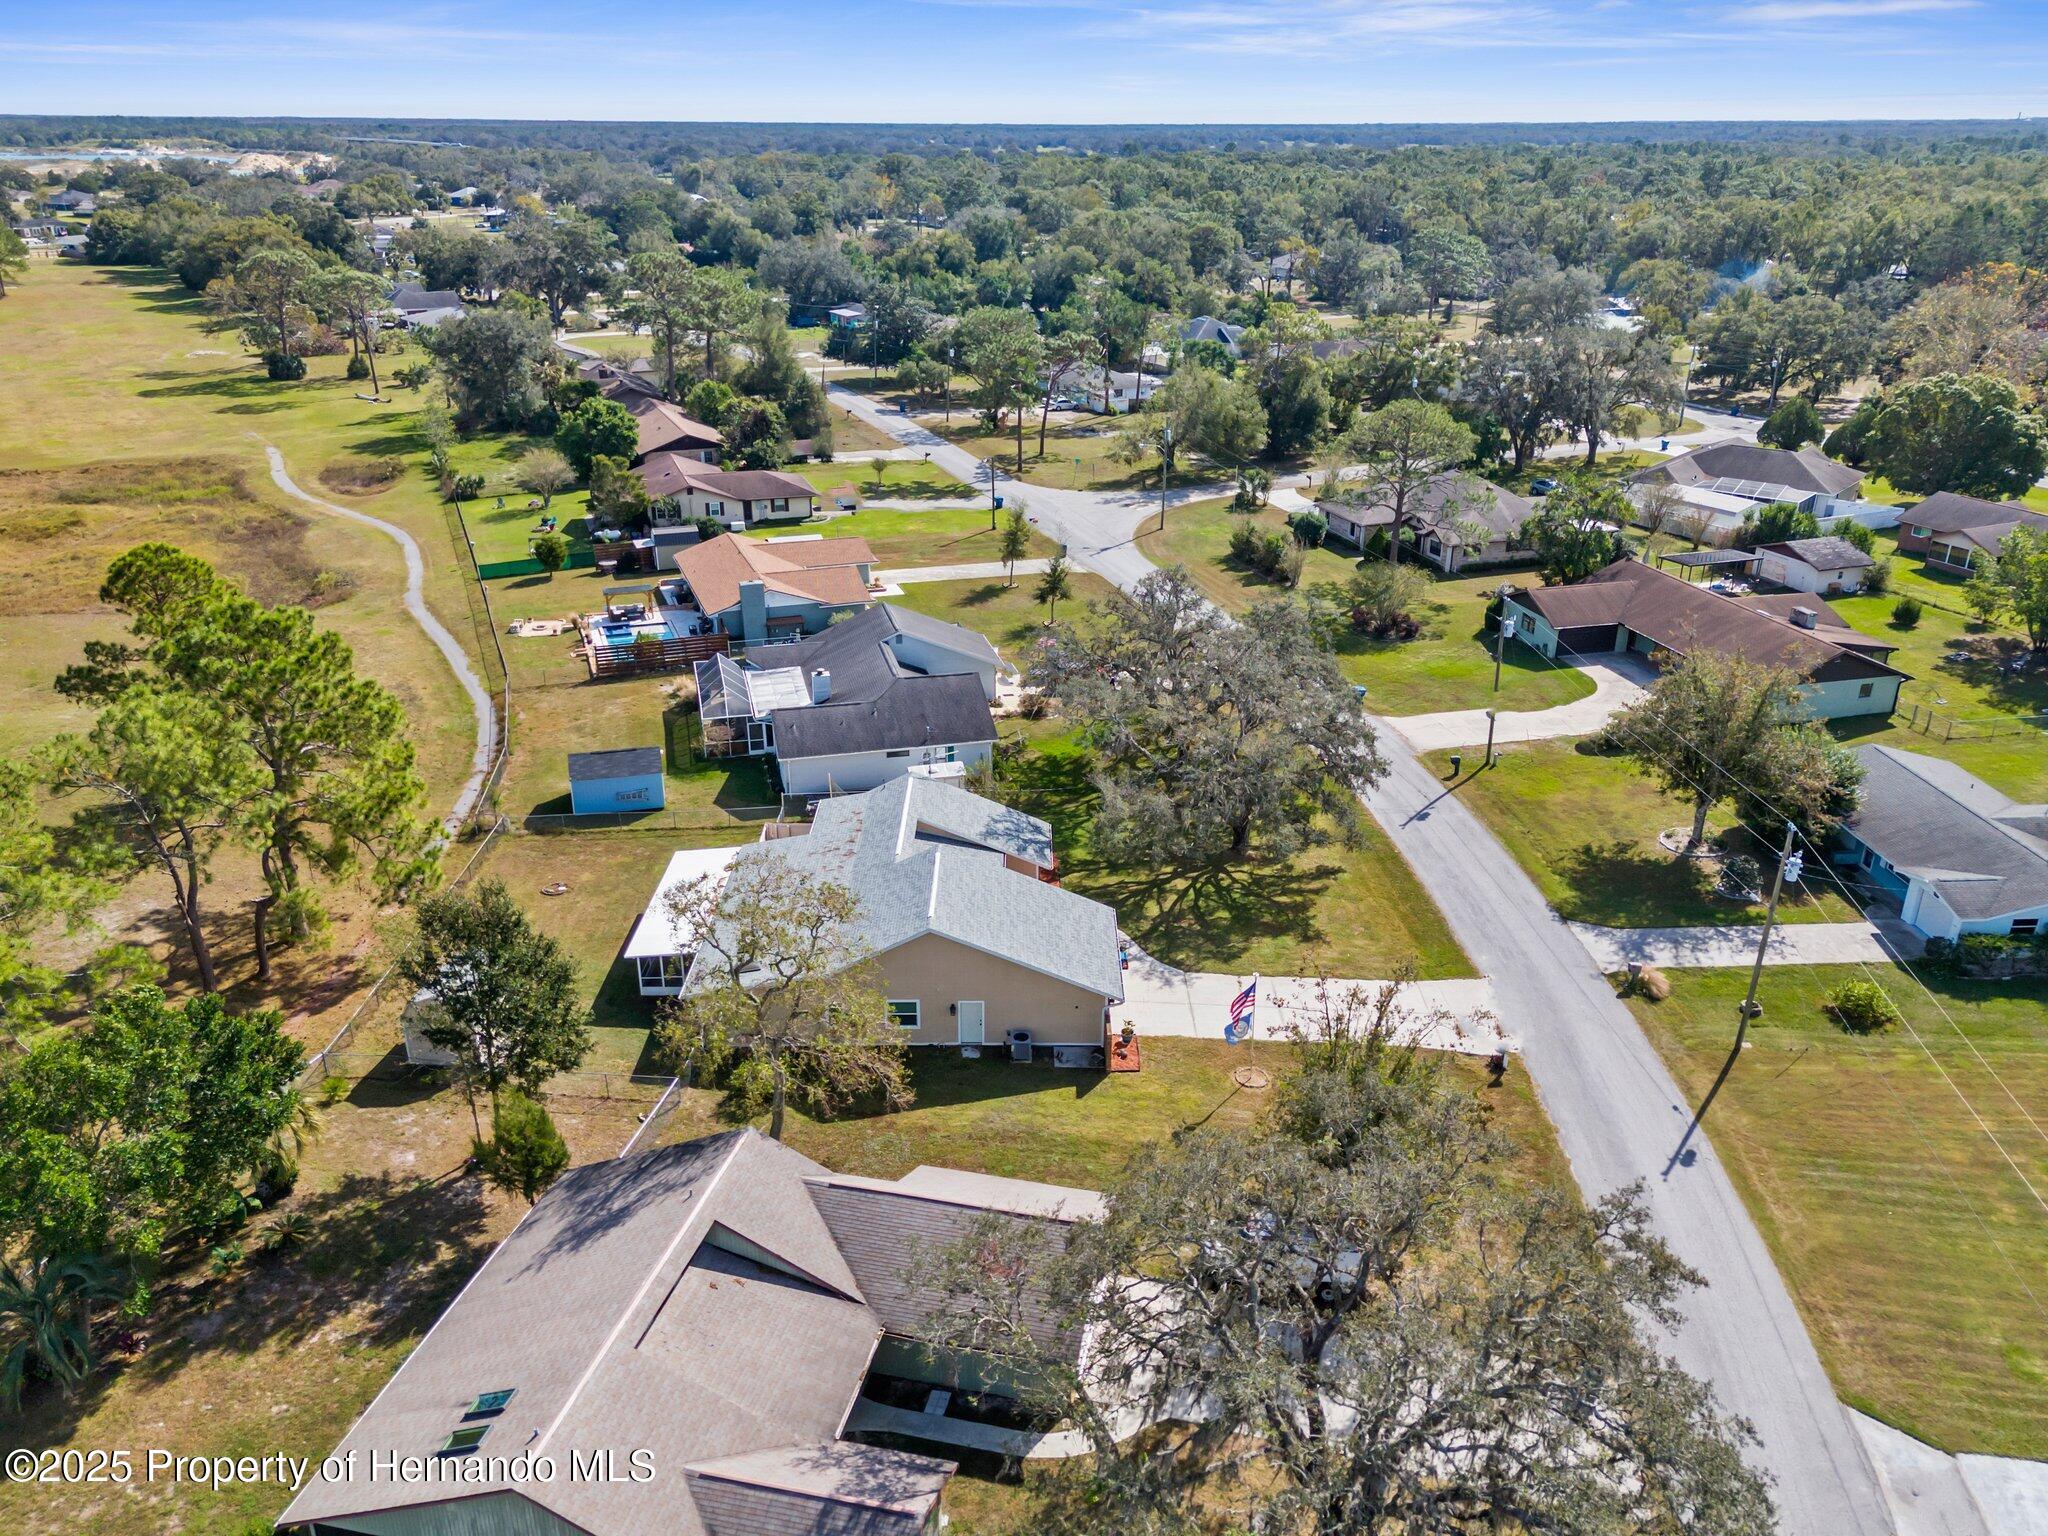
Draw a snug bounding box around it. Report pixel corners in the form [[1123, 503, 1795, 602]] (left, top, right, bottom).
[[386, 281, 465, 328], [1752, 536, 1876, 595], [672, 532, 875, 644], [1182, 315, 1245, 358], [44, 190, 96, 213], [278, 1126, 1103, 1536], [566, 746, 666, 816], [1045, 362, 1157, 415], [645, 462, 818, 529], [694, 604, 1000, 795], [827, 302, 868, 330], [1895, 491, 2048, 572], [1501, 557, 1908, 720], [625, 396, 724, 465], [576, 353, 663, 401], [1834, 745, 2048, 942], [653, 775, 1124, 1051], [1629, 442, 1884, 537], [1317, 472, 1535, 573], [293, 177, 343, 200], [11, 219, 65, 241]]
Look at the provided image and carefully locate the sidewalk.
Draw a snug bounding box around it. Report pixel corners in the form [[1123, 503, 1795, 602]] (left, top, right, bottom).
[[1571, 918, 1925, 971], [1116, 948, 1508, 1056], [874, 559, 1051, 585], [1389, 654, 1656, 751]]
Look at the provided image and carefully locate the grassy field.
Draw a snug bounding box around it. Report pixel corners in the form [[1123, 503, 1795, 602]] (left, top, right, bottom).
[[1137, 499, 1594, 716], [889, 571, 1119, 656], [1824, 590, 2048, 801], [0, 260, 493, 1033], [1004, 732, 1473, 979], [740, 504, 1056, 570], [1423, 741, 1859, 927], [794, 457, 976, 501], [1625, 965, 2048, 1458]]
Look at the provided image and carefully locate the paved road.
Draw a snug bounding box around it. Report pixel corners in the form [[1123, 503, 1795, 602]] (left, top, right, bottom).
[[832, 379, 1899, 1536], [875, 559, 1052, 586], [1361, 737, 1893, 1536], [263, 446, 498, 832], [1389, 653, 1655, 751]]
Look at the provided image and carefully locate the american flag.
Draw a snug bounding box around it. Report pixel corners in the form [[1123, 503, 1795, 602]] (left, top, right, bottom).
[[1225, 975, 1258, 1044]]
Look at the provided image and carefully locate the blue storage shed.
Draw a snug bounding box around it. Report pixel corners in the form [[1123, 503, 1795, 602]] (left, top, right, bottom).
[[567, 747, 666, 816]]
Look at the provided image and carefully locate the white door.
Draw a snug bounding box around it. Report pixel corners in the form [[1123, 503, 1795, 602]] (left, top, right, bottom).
[[957, 1000, 985, 1047]]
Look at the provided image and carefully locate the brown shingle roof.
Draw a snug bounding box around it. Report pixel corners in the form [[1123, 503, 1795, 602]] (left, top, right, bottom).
[[641, 458, 816, 503], [674, 533, 875, 617], [627, 396, 725, 459], [1517, 559, 1903, 684]]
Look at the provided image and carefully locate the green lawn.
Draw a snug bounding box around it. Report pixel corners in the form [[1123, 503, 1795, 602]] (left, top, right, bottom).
[[1423, 741, 1859, 927], [795, 457, 976, 501], [1824, 591, 2048, 801], [1005, 732, 1473, 980], [741, 505, 1055, 570], [1626, 965, 2048, 1458], [1138, 499, 1595, 716], [889, 572, 1119, 659]]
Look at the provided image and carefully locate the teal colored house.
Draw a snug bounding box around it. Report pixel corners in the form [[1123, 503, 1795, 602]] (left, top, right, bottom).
[[568, 747, 666, 815]]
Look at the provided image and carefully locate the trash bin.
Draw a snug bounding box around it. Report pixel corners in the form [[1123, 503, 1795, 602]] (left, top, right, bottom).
[[993, 495, 1005, 509], [1007, 1029, 1033, 1063]]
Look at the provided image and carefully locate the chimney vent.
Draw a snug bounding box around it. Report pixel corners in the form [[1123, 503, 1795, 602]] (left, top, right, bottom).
[[1790, 606, 1818, 630]]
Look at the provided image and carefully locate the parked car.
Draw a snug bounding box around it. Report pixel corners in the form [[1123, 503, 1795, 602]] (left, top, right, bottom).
[[1530, 477, 1559, 496]]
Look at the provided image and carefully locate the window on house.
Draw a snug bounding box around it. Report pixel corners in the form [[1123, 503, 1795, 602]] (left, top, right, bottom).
[[888, 1000, 919, 1030], [885, 748, 910, 758], [771, 498, 789, 513], [638, 955, 685, 988], [467, 1389, 515, 1417], [1858, 683, 1874, 698], [441, 1426, 490, 1456], [704, 500, 725, 517], [2014, 918, 2041, 938]]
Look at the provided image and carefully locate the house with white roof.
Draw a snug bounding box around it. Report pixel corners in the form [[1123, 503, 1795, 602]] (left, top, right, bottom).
[[631, 775, 1122, 1056]]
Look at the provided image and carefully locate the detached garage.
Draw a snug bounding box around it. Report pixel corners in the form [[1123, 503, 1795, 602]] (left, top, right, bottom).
[[568, 747, 666, 816]]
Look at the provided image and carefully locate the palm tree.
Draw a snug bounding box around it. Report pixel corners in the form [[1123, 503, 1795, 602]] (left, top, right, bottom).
[[0, 1253, 131, 1409], [1035, 555, 1073, 623]]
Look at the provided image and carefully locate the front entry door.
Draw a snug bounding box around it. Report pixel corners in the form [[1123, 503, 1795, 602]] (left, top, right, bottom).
[[957, 1000, 985, 1047]]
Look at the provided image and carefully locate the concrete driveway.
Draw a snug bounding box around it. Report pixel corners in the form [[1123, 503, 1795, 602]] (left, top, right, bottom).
[[1571, 918, 1926, 970], [1389, 652, 1657, 752]]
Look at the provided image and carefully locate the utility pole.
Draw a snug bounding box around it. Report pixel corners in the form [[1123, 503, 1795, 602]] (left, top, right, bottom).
[[1492, 584, 1516, 693], [943, 344, 953, 424], [1158, 422, 1172, 532], [1736, 822, 1803, 1049], [983, 459, 997, 529], [1484, 708, 1499, 768]]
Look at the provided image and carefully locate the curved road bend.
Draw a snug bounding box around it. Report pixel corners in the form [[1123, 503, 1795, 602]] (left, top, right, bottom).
[[831, 384, 1896, 1536], [263, 446, 498, 833]]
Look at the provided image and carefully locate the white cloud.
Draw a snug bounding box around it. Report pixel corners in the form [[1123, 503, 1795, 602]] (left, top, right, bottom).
[[1731, 0, 1976, 22]]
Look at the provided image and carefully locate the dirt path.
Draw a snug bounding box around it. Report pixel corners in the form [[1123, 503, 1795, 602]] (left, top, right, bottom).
[[262, 445, 497, 831]]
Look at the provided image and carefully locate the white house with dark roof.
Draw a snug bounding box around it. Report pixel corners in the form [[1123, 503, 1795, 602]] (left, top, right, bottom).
[[1834, 746, 2048, 942], [694, 604, 1000, 794], [1316, 471, 1535, 573], [1629, 442, 1886, 537], [278, 1128, 1105, 1536], [631, 776, 1122, 1054], [1752, 535, 1876, 595]]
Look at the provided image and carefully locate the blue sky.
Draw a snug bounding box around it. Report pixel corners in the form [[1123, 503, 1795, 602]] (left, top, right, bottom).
[[5, 0, 2047, 124]]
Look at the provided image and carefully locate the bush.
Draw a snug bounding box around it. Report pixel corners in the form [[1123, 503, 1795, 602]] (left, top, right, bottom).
[[1835, 521, 1875, 553], [345, 353, 371, 381], [475, 1091, 571, 1204], [1621, 963, 1671, 1001], [1288, 509, 1327, 548], [1227, 521, 1299, 584], [1823, 979, 1901, 1034], [532, 531, 570, 575], [1890, 595, 1923, 629], [262, 351, 307, 381], [1861, 556, 1891, 595]]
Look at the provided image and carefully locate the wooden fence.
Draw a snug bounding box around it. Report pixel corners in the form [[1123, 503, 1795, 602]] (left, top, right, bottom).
[[1898, 702, 2048, 741], [585, 631, 730, 679]]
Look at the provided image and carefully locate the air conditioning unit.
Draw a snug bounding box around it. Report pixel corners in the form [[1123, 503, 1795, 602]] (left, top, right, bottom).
[[1007, 1029, 1033, 1063]]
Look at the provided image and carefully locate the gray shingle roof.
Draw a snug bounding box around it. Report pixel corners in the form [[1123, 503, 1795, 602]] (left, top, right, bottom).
[[1639, 442, 1863, 499], [807, 1175, 1091, 1366], [1846, 746, 2048, 920], [768, 606, 998, 763], [1757, 536, 1875, 572], [568, 746, 663, 781], [1902, 491, 2038, 536], [705, 777, 1122, 1001], [281, 1129, 1088, 1536]]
